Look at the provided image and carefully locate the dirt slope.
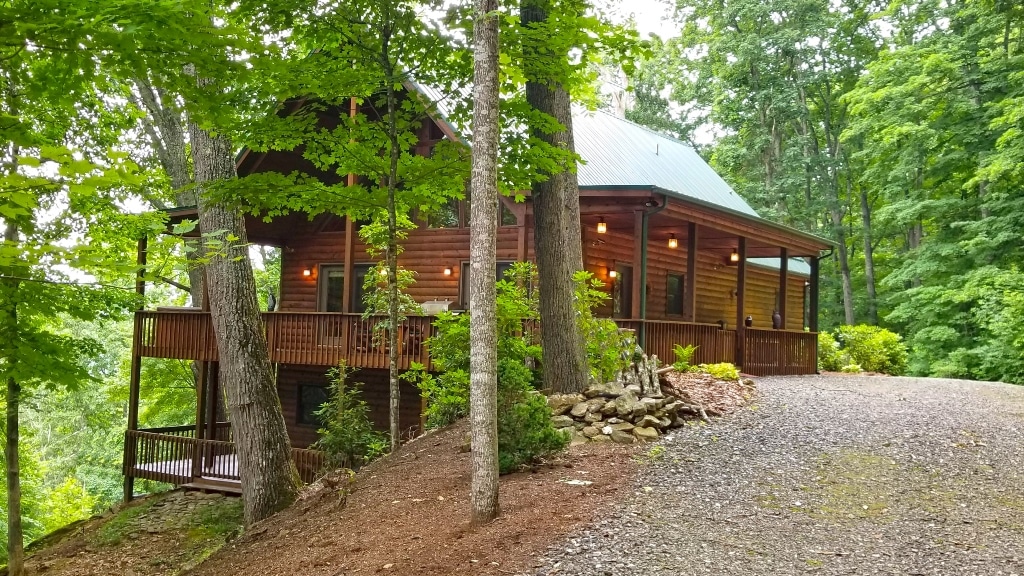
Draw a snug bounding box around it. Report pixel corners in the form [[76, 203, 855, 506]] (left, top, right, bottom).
[[191, 421, 637, 576]]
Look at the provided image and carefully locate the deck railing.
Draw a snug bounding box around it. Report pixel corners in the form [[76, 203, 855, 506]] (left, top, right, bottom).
[[137, 310, 435, 369], [742, 328, 817, 375], [124, 425, 326, 486], [135, 309, 816, 376]]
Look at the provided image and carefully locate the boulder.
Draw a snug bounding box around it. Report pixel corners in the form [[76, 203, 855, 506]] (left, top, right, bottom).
[[625, 384, 643, 395], [548, 394, 586, 416], [570, 402, 590, 418], [600, 400, 618, 416], [606, 417, 624, 424], [573, 422, 586, 431], [672, 416, 688, 427], [551, 415, 575, 429], [610, 430, 636, 444], [638, 415, 664, 429], [582, 426, 601, 438], [601, 425, 614, 435], [591, 434, 612, 442], [583, 411, 603, 424], [610, 422, 634, 432], [614, 391, 644, 419], [586, 397, 608, 413], [633, 426, 659, 442], [658, 417, 673, 429], [584, 380, 626, 399], [640, 397, 660, 413], [569, 432, 589, 447]]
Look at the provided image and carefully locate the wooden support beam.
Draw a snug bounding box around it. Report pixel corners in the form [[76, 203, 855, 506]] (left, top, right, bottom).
[[684, 222, 698, 322], [631, 211, 643, 319], [778, 247, 788, 327], [205, 362, 220, 441], [124, 236, 147, 502], [342, 216, 355, 313], [735, 237, 747, 367], [809, 256, 820, 333]]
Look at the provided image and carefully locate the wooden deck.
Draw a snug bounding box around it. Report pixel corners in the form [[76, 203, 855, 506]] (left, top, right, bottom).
[[123, 425, 326, 488], [132, 310, 817, 375]]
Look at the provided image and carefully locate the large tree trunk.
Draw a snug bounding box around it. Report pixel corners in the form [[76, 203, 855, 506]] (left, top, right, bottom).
[[859, 187, 878, 325], [831, 207, 856, 325], [469, 0, 501, 525], [381, 31, 402, 452], [189, 111, 298, 526], [521, 0, 589, 394], [3, 220, 23, 576]]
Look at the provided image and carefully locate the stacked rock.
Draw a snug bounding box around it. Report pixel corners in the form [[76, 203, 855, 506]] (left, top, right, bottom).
[[547, 379, 705, 445]]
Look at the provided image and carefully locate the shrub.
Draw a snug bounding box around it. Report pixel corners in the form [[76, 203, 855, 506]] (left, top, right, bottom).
[[672, 344, 698, 371], [840, 363, 864, 373], [697, 362, 740, 381], [414, 262, 566, 472], [573, 270, 635, 383], [818, 332, 846, 372], [832, 325, 909, 375], [313, 363, 388, 470]]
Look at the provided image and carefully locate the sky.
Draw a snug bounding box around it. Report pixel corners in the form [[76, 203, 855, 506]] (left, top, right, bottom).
[[611, 0, 680, 40]]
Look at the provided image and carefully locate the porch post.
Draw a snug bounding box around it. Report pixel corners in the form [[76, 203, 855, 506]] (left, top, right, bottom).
[[193, 360, 208, 479], [734, 237, 747, 368], [342, 216, 354, 313], [684, 222, 698, 322], [124, 236, 147, 502], [205, 362, 220, 441], [778, 247, 788, 328], [809, 256, 820, 333], [631, 211, 643, 320]]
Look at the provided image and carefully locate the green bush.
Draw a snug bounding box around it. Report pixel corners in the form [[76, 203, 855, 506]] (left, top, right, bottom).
[[412, 262, 566, 472], [313, 363, 389, 470], [696, 362, 740, 381], [573, 270, 636, 383], [672, 344, 698, 371], [832, 325, 909, 375], [818, 332, 847, 372], [840, 363, 864, 373]]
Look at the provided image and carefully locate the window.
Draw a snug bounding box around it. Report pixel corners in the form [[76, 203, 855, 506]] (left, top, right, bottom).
[[317, 265, 345, 312], [351, 263, 374, 313], [612, 265, 633, 319], [499, 202, 518, 226], [666, 273, 685, 316], [460, 260, 516, 307], [424, 197, 460, 228], [297, 384, 328, 426]]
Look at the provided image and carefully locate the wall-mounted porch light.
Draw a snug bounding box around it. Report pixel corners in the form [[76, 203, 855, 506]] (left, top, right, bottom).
[[379, 268, 388, 276], [596, 217, 607, 234], [729, 249, 740, 263], [668, 234, 678, 249], [302, 268, 312, 277], [608, 269, 618, 279], [443, 267, 452, 276]]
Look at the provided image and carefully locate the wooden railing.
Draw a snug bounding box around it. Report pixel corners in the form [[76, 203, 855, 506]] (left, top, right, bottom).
[[124, 425, 327, 486], [742, 328, 818, 376], [136, 310, 436, 369], [613, 319, 737, 366], [135, 309, 816, 376]]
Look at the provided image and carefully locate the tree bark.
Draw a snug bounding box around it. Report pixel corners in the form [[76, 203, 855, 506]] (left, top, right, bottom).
[[469, 0, 501, 525], [189, 100, 298, 526], [521, 0, 589, 394], [831, 207, 856, 325], [380, 24, 403, 452], [3, 219, 23, 576], [859, 186, 878, 325]]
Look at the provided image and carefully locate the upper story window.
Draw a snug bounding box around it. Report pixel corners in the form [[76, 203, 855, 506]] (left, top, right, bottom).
[[317, 265, 345, 313], [460, 260, 516, 308], [424, 197, 461, 228]]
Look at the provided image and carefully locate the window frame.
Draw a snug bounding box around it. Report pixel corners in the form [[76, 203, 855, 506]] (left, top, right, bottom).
[[665, 272, 685, 317], [316, 264, 346, 313], [297, 383, 329, 427], [459, 259, 517, 308]]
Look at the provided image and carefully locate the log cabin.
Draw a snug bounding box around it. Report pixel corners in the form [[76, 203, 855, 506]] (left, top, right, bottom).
[[122, 91, 832, 497]]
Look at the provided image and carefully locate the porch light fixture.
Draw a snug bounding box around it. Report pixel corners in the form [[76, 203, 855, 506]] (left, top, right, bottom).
[[608, 269, 618, 279], [379, 268, 388, 277], [596, 218, 607, 234], [729, 249, 740, 263], [443, 267, 452, 276], [302, 268, 312, 277], [668, 234, 678, 249]]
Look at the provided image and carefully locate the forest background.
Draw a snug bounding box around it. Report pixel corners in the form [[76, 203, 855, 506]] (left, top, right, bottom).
[[2, 0, 1022, 561]]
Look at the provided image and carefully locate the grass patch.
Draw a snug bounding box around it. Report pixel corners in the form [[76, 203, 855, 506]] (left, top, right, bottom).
[[93, 497, 160, 547]]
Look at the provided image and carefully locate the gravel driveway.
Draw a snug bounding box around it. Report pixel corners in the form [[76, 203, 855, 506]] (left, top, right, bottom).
[[531, 375, 1024, 576]]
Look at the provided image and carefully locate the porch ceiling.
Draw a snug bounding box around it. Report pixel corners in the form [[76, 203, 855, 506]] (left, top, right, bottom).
[[163, 207, 344, 247]]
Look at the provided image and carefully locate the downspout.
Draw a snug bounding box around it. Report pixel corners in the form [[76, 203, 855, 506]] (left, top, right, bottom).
[[637, 193, 667, 348]]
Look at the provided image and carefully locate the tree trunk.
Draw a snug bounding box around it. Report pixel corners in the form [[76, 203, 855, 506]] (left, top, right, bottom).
[[859, 187, 878, 325], [469, 0, 501, 525], [189, 105, 298, 527], [133, 77, 204, 307], [3, 220, 23, 576], [381, 29, 402, 452], [521, 0, 589, 394], [831, 207, 856, 325]]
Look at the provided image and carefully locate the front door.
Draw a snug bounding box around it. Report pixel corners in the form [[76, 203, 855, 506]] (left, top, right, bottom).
[[613, 265, 633, 319]]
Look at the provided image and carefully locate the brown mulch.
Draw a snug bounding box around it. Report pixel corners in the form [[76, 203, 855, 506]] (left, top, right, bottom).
[[189, 421, 637, 576], [662, 370, 757, 416]]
